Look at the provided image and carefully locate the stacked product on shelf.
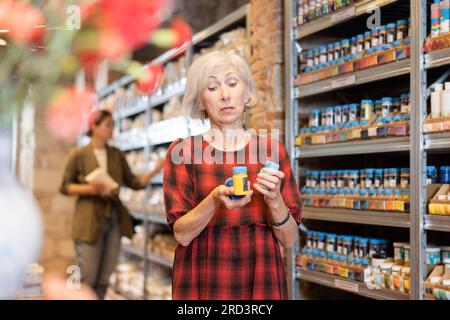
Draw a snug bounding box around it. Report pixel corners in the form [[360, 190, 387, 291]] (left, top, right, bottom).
[[424, 0, 450, 53], [296, 230, 412, 293], [193, 28, 250, 62], [296, 18, 410, 85], [425, 250, 450, 300], [296, 93, 411, 146], [296, 0, 357, 26], [301, 167, 411, 213], [146, 187, 165, 217], [427, 165, 450, 215], [424, 82, 450, 133]]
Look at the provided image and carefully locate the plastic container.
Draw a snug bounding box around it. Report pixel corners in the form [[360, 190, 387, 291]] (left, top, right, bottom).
[[364, 31, 371, 50], [334, 41, 341, 60], [360, 100, 373, 120], [369, 239, 382, 258], [326, 43, 334, 63], [442, 247, 450, 264], [313, 48, 320, 66], [341, 39, 351, 57], [364, 169, 374, 189], [317, 232, 326, 251], [400, 168, 410, 189], [400, 93, 410, 114], [426, 247, 442, 265], [334, 106, 342, 125], [310, 171, 319, 188], [392, 97, 401, 114], [329, 170, 337, 189], [319, 171, 327, 189], [374, 100, 383, 116], [426, 166, 437, 185], [337, 170, 345, 189], [388, 168, 399, 188], [387, 23, 396, 43], [377, 25, 386, 46], [356, 34, 364, 53], [325, 107, 334, 126], [360, 189, 369, 210], [403, 244, 410, 265], [349, 103, 359, 122], [341, 105, 349, 124], [396, 19, 408, 40], [382, 97, 393, 117], [306, 231, 314, 248], [343, 236, 354, 256], [440, 166, 450, 183], [351, 36, 357, 55], [337, 236, 344, 255], [320, 45, 327, 64], [373, 169, 383, 188], [310, 109, 321, 128], [326, 234, 337, 253], [371, 27, 379, 47]]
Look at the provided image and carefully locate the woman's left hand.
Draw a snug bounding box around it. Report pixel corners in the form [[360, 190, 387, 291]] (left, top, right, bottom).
[[253, 168, 285, 209]]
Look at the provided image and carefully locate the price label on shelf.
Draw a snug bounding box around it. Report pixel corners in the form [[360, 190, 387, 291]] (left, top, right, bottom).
[[331, 6, 356, 23], [334, 279, 360, 293], [331, 75, 356, 89]]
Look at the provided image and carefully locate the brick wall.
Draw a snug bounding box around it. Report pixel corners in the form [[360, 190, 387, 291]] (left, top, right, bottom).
[[249, 0, 286, 142]]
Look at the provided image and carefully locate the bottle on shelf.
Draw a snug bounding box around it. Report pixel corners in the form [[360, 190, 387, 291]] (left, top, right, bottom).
[[431, 83, 443, 118]]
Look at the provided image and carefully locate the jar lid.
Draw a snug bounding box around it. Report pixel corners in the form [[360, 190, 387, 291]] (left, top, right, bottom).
[[427, 165, 437, 172], [359, 238, 369, 244], [357, 34, 364, 39], [394, 189, 402, 195], [426, 247, 441, 253], [393, 40, 402, 47], [384, 189, 393, 195], [405, 38, 411, 45], [401, 168, 410, 174], [349, 103, 359, 108], [264, 161, 280, 170], [374, 45, 383, 52], [327, 43, 334, 48], [334, 41, 341, 46], [401, 93, 410, 98], [351, 53, 360, 60], [360, 119, 369, 125], [314, 47, 320, 52], [371, 239, 382, 245], [232, 166, 247, 174], [334, 105, 342, 110], [402, 114, 411, 120], [320, 45, 327, 50], [384, 116, 393, 123], [361, 99, 374, 105], [397, 19, 407, 25], [367, 48, 374, 54], [383, 44, 392, 50], [369, 189, 376, 196], [382, 97, 393, 102], [379, 25, 386, 30], [359, 189, 368, 195], [327, 234, 337, 239], [364, 31, 371, 36], [342, 39, 350, 44], [371, 27, 379, 33], [374, 169, 383, 174], [387, 23, 396, 28], [362, 259, 370, 265], [393, 115, 402, 121], [348, 257, 355, 263]]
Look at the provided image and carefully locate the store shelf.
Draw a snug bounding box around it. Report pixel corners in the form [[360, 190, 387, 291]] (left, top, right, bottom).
[[192, 4, 248, 45], [117, 102, 149, 119], [295, 0, 398, 39], [294, 59, 410, 99], [425, 47, 450, 70], [297, 268, 410, 300], [148, 116, 190, 146], [425, 215, 450, 233], [296, 137, 410, 158], [122, 244, 173, 268], [130, 211, 168, 225], [302, 207, 410, 228], [425, 132, 450, 151]]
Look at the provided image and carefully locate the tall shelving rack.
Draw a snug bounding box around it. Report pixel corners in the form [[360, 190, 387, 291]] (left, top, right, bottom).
[[286, 0, 450, 300], [98, 4, 251, 300]]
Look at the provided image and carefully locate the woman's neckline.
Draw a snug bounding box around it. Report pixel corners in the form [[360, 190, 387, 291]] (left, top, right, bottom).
[[201, 132, 252, 153]]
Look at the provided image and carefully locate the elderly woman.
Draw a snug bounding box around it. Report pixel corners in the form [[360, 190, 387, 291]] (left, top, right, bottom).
[[163, 51, 302, 300]]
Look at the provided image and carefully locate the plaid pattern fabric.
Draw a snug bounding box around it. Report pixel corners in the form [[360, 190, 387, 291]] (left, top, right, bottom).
[[163, 135, 302, 300]]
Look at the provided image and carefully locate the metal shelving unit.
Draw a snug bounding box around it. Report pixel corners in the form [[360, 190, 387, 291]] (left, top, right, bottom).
[[296, 137, 410, 158], [100, 5, 251, 300], [302, 207, 411, 228], [285, 0, 430, 300], [297, 268, 410, 300], [294, 0, 399, 39], [295, 59, 411, 99]]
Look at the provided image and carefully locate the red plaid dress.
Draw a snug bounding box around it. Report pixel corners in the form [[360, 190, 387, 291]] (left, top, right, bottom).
[[163, 134, 302, 300]]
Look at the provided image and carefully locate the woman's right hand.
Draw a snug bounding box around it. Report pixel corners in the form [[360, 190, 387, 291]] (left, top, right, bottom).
[[211, 183, 253, 210], [88, 183, 109, 196]]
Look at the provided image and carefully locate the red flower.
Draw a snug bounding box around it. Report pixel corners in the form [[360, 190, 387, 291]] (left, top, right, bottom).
[[45, 87, 98, 143], [171, 17, 192, 49], [0, 0, 46, 46], [98, 0, 167, 50], [136, 64, 163, 95]]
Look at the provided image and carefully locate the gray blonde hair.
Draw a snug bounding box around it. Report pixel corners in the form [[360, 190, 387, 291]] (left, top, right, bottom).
[[183, 51, 258, 119]]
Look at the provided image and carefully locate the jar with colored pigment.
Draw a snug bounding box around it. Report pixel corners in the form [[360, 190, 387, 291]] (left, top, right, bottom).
[[353, 189, 361, 209], [358, 238, 369, 259], [319, 171, 327, 189], [392, 97, 401, 114], [361, 99, 373, 120], [329, 170, 337, 189], [396, 20, 408, 41], [400, 168, 410, 189], [360, 189, 369, 210], [369, 239, 382, 258], [378, 25, 387, 45], [343, 236, 354, 257], [365, 169, 375, 189], [388, 168, 399, 188], [348, 170, 359, 189], [373, 169, 382, 189], [393, 242, 407, 265], [310, 171, 319, 188], [427, 247, 441, 265], [313, 48, 320, 66], [326, 234, 337, 253], [427, 166, 437, 185], [374, 100, 383, 116], [309, 109, 321, 127], [337, 170, 345, 189], [440, 166, 450, 183], [371, 27, 379, 48], [319, 45, 327, 64], [382, 97, 393, 117], [364, 31, 371, 50], [341, 105, 349, 124], [401, 93, 410, 114], [337, 236, 344, 255], [334, 106, 342, 125], [383, 168, 390, 188], [349, 104, 359, 122], [317, 232, 326, 251], [351, 36, 357, 54], [356, 34, 364, 53], [334, 41, 341, 60], [327, 43, 334, 62], [387, 23, 396, 43], [341, 39, 351, 57], [307, 231, 314, 248]]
